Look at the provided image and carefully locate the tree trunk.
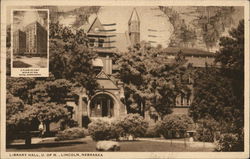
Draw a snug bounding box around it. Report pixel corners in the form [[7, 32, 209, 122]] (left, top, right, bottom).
[[45, 122, 50, 132], [25, 135, 31, 146]]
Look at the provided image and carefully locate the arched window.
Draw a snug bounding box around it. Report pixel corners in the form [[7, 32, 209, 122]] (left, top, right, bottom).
[[90, 94, 114, 117]]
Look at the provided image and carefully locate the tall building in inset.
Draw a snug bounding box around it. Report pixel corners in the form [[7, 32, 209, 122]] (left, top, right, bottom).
[[13, 30, 26, 55], [24, 21, 47, 56], [128, 8, 140, 46]]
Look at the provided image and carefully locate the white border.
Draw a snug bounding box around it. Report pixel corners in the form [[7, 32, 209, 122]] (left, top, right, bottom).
[[1, 0, 249, 159], [10, 8, 49, 77]]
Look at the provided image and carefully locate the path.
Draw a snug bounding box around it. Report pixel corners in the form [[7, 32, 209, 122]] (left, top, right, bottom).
[[138, 137, 216, 148]]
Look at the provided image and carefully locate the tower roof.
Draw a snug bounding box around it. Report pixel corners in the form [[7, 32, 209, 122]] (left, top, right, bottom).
[[129, 8, 140, 22]]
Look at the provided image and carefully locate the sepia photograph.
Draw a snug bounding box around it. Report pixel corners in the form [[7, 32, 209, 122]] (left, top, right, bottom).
[[12, 10, 48, 68], [10, 9, 49, 77], [1, 0, 249, 159]]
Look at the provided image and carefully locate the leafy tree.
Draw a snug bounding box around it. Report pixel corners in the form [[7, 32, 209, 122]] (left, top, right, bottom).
[[6, 15, 99, 141], [49, 23, 98, 96], [6, 93, 38, 145], [189, 20, 244, 151], [159, 6, 197, 47], [116, 43, 191, 118], [216, 20, 244, 109], [28, 78, 75, 132], [189, 66, 237, 122], [190, 6, 235, 51], [33, 102, 70, 132], [29, 78, 74, 104], [6, 92, 25, 121], [6, 77, 36, 104], [159, 6, 236, 50]]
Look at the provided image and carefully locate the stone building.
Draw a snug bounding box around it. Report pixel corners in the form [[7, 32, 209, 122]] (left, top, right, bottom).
[[24, 21, 47, 56], [67, 8, 215, 126], [13, 29, 26, 55]]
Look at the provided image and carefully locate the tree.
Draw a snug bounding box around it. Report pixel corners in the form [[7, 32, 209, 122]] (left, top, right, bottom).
[[49, 23, 98, 96], [159, 6, 197, 47], [6, 77, 36, 104], [28, 78, 74, 132], [190, 6, 235, 51], [189, 66, 237, 123], [189, 20, 244, 151], [6, 92, 38, 145], [215, 20, 244, 151], [216, 20, 244, 106], [116, 43, 191, 118], [33, 102, 70, 132], [29, 78, 74, 104], [159, 6, 237, 51]]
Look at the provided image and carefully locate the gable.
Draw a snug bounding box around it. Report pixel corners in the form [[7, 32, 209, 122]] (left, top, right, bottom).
[[96, 71, 119, 90], [88, 17, 105, 34]]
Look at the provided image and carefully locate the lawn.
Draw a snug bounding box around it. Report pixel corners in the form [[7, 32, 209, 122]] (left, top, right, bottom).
[[7, 137, 214, 152], [13, 61, 32, 68]]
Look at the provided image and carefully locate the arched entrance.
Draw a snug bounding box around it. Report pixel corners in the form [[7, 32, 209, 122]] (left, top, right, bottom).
[[90, 93, 115, 117]]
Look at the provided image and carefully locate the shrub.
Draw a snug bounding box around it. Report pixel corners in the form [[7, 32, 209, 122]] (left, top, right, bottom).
[[195, 117, 220, 142], [88, 119, 112, 141], [110, 121, 124, 140], [118, 113, 148, 139], [55, 127, 86, 141], [60, 119, 79, 130], [144, 123, 160, 138], [215, 133, 241, 151], [158, 114, 194, 139], [66, 119, 79, 128], [88, 114, 148, 141], [215, 129, 244, 152]]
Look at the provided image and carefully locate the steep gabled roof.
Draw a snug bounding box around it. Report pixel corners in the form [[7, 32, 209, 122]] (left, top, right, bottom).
[[129, 8, 140, 23], [87, 16, 105, 33], [96, 70, 119, 90]]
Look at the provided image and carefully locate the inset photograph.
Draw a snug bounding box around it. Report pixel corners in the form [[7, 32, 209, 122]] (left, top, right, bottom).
[[12, 9, 48, 69]]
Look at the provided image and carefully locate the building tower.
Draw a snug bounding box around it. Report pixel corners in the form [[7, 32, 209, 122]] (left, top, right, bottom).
[[128, 8, 140, 46]]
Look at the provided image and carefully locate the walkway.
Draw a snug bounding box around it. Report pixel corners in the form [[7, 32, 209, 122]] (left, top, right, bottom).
[[138, 138, 216, 148]]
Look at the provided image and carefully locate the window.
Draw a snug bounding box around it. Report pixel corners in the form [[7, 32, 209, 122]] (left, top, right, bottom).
[[98, 39, 104, 47], [186, 95, 191, 106], [89, 38, 95, 47], [181, 95, 184, 106], [90, 94, 114, 117]]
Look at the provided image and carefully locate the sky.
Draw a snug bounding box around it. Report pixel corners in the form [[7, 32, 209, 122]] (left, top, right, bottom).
[[57, 6, 244, 49], [13, 10, 48, 32], [59, 6, 173, 47], [7, 6, 244, 49]]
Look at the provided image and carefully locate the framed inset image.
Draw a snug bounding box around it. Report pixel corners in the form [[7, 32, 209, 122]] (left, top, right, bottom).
[[11, 9, 49, 77]]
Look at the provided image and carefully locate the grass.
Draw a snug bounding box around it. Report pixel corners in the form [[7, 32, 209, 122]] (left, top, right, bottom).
[[13, 61, 32, 68], [7, 137, 214, 152]]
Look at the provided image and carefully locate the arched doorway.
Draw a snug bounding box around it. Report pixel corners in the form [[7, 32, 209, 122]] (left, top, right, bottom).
[[90, 93, 115, 117]]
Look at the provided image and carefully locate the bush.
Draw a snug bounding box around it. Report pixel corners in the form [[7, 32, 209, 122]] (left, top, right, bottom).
[[215, 133, 242, 151], [144, 123, 161, 138], [110, 121, 125, 140], [88, 119, 112, 141], [60, 119, 79, 130], [118, 113, 148, 139], [55, 127, 86, 141], [158, 114, 194, 139], [88, 114, 148, 141], [195, 117, 220, 142], [215, 129, 244, 152]]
